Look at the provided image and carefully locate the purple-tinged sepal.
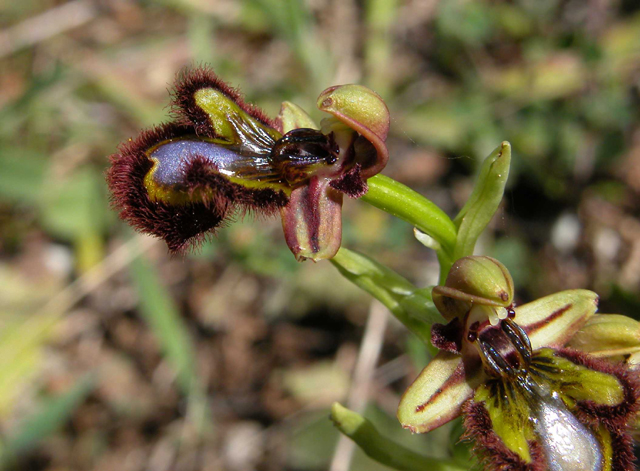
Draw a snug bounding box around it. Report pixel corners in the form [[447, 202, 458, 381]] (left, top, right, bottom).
[[280, 177, 343, 262]]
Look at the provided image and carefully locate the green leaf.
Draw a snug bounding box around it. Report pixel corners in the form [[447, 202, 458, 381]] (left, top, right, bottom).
[[453, 141, 511, 261], [330, 247, 442, 343], [0, 373, 96, 465], [0, 147, 46, 204], [331, 403, 466, 471]]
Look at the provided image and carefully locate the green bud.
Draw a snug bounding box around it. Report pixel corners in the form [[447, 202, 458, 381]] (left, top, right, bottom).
[[453, 142, 511, 260], [433, 256, 514, 320]]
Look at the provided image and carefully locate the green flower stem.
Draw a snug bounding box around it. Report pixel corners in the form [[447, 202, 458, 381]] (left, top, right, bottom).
[[362, 175, 456, 266], [331, 403, 467, 471], [331, 247, 443, 344]]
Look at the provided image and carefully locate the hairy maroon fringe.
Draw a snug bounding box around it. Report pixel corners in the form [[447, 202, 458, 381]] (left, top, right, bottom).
[[610, 430, 636, 471], [106, 123, 228, 253], [181, 156, 288, 216], [329, 164, 368, 198], [170, 67, 279, 138], [462, 401, 546, 471]]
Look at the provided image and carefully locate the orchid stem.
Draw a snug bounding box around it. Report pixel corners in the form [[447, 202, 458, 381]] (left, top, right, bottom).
[[331, 403, 467, 471], [362, 174, 456, 272], [331, 247, 442, 344]]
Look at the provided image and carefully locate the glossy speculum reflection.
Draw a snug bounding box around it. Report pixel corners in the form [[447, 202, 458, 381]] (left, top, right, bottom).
[[145, 127, 343, 194]]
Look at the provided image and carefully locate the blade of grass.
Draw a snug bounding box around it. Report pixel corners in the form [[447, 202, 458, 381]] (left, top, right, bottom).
[[364, 0, 399, 96], [128, 253, 211, 432], [249, 0, 332, 89], [0, 373, 96, 467]]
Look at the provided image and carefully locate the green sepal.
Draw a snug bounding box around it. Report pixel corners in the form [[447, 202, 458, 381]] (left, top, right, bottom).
[[433, 256, 514, 320], [518, 289, 598, 350], [453, 142, 511, 261], [330, 247, 442, 344], [568, 314, 640, 358]]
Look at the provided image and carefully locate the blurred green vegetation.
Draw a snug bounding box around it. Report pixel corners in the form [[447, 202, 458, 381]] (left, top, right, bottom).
[[0, 0, 639, 469]]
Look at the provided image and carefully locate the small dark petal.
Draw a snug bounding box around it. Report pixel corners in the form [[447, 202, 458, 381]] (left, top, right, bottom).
[[106, 123, 228, 253], [329, 164, 368, 198], [171, 67, 280, 137], [463, 402, 546, 471], [431, 318, 463, 353]]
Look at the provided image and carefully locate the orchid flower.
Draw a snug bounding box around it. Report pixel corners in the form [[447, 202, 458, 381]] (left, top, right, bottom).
[[107, 68, 389, 261], [398, 256, 640, 471]]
